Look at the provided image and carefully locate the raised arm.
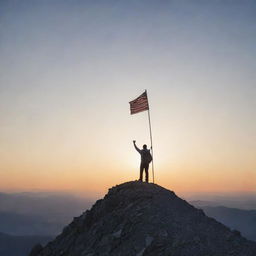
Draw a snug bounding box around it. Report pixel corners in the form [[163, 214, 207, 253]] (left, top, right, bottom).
[[133, 140, 141, 153]]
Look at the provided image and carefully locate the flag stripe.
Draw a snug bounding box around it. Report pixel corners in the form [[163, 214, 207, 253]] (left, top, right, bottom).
[[130, 105, 148, 111], [130, 102, 148, 108], [130, 98, 148, 104], [130, 107, 148, 114], [130, 107, 148, 111]]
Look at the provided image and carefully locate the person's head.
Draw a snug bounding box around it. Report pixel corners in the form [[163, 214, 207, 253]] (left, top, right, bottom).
[[143, 144, 147, 149]]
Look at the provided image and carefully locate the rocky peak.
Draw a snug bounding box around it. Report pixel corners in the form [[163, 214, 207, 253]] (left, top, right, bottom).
[[31, 181, 256, 256]]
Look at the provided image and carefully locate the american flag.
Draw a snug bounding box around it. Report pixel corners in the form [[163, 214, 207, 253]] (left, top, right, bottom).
[[129, 91, 149, 115]]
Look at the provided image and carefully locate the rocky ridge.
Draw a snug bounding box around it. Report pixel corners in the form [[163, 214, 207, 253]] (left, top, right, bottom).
[[30, 181, 256, 256]]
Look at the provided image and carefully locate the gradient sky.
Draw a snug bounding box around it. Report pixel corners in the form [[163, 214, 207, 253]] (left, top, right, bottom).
[[0, 0, 255, 197]]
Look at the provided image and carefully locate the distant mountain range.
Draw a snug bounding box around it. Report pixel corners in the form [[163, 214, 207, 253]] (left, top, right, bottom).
[[0, 192, 92, 236], [0, 232, 51, 256], [0, 192, 92, 256], [0, 211, 64, 236], [196, 206, 256, 241], [190, 198, 256, 210]]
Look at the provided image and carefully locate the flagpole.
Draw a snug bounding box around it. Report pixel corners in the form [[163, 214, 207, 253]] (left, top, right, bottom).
[[146, 90, 155, 184]]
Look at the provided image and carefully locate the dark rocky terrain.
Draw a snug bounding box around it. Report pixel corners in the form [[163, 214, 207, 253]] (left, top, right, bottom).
[[30, 181, 256, 256]]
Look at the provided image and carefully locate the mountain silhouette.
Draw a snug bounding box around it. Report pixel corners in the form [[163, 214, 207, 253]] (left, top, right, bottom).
[[30, 181, 256, 256]]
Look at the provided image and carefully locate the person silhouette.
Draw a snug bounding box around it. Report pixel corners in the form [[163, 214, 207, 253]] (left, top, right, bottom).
[[133, 140, 152, 182]]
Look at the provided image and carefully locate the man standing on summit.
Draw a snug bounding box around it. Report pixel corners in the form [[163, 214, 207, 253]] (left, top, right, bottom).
[[133, 140, 152, 182]]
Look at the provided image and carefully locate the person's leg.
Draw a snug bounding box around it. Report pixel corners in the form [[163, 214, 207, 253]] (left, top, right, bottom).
[[145, 164, 149, 183], [139, 163, 143, 181]]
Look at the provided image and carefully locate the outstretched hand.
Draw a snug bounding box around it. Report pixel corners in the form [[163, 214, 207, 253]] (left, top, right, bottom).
[[133, 140, 136, 143]]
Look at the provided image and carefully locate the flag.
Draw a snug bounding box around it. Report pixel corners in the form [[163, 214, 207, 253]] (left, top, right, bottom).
[[129, 91, 149, 114]]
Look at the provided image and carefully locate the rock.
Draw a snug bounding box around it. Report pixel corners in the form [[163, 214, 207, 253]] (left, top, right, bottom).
[[32, 181, 256, 256], [112, 229, 122, 238], [28, 243, 43, 256]]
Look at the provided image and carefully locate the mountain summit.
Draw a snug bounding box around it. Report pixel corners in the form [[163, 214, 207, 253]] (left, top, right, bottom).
[[30, 181, 256, 256]]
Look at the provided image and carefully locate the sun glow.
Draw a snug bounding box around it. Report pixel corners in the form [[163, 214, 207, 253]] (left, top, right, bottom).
[[0, 1, 256, 196]]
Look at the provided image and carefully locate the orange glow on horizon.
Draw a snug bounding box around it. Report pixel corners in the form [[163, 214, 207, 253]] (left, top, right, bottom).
[[1, 1, 256, 198]]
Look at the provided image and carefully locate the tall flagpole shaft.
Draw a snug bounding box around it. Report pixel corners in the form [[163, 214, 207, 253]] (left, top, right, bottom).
[[146, 90, 155, 183]]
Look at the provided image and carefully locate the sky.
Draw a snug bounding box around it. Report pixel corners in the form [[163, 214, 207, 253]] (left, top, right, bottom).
[[0, 0, 255, 198]]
